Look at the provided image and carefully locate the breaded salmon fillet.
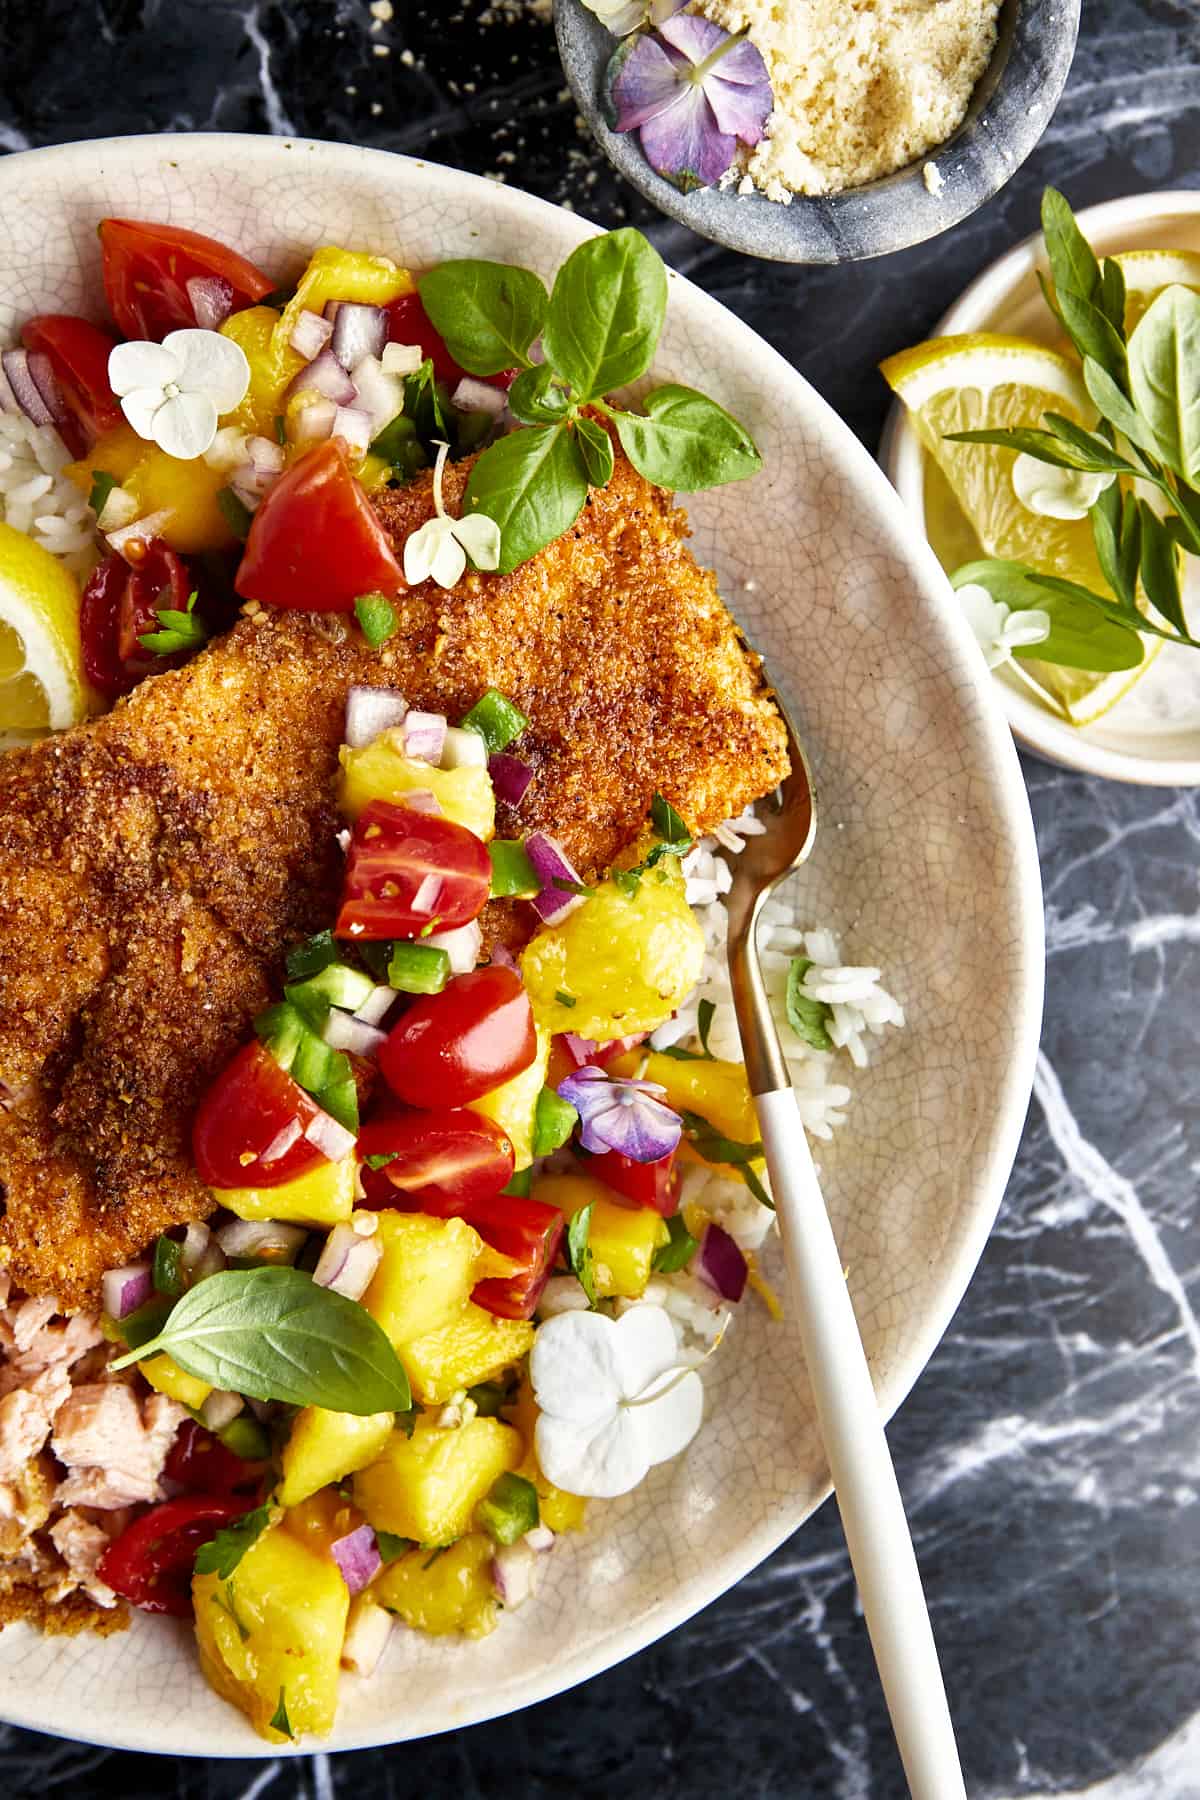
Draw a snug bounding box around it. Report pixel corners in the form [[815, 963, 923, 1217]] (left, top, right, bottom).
[[0, 447, 788, 1307]]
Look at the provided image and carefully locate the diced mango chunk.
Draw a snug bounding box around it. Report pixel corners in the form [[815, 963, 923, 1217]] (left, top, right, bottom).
[[140, 1351, 211, 1410], [374, 1533, 498, 1638], [193, 1525, 348, 1742], [468, 1027, 549, 1170], [339, 734, 495, 840], [353, 1415, 521, 1546], [220, 304, 297, 437], [534, 1173, 668, 1299], [273, 246, 413, 364], [212, 1153, 357, 1227], [68, 422, 236, 555], [278, 1406, 396, 1508], [364, 1212, 490, 1346], [402, 1303, 535, 1405], [608, 1049, 759, 1147]]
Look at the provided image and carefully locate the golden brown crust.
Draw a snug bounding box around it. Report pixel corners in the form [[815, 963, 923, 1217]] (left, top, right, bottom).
[[0, 446, 788, 1306], [0, 1584, 129, 1635]]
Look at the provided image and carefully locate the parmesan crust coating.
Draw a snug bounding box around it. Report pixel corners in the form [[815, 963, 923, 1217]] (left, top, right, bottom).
[[0, 448, 787, 1306]]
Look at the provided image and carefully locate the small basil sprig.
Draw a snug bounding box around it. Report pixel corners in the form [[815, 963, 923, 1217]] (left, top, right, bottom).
[[785, 959, 834, 1053], [566, 1203, 597, 1305], [418, 230, 762, 572], [194, 1503, 273, 1579], [138, 588, 208, 658], [942, 186, 1200, 670], [110, 1268, 412, 1414]]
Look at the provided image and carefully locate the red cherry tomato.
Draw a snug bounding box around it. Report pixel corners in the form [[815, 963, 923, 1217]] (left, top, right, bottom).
[[21, 314, 123, 455], [164, 1421, 267, 1499], [386, 293, 517, 389], [589, 1146, 680, 1217], [79, 539, 197, 699], [99, 218, 275, 342], [336, 801, 492, 942], [96, 1494, 252, 1616], [358, 1107, 514, 1215], [378, 966, 537, 1109], [235, 440, 403, 612], [466, 1194, 565, 1321], [192, 1040, 331, 1190]]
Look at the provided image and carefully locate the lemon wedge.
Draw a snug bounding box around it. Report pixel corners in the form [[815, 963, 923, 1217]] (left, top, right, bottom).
[[0, 521, 95, 745], [882, 332, 1159, 725], [1114, 248, 1200, 333]]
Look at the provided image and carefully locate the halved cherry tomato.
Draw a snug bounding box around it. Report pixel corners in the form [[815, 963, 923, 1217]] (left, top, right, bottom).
[[235, 440, 403, 612], [97, 1494, 252, 1616], [589, 1146, 680, 1217], [164, 1421, 267, 1500], [378, 966, 537, 1109], [99, 218, 275, 342], [358, 1107, 514, 1214], [466, 1194, 565, 1321], [79, 539, 196, 698], [386, 292, 469, 387], [193, 1040, 330, 1190], [336, 801, 492, 942], [21, 314, 123, 455]]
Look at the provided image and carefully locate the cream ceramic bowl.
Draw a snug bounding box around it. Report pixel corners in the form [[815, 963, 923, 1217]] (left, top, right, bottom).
[[0, 135, 1042, 1755], [881, 190, 1200, 786]]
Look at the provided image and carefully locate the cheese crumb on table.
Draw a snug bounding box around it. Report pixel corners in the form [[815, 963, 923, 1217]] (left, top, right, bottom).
[[702, 0, 1000, 199]]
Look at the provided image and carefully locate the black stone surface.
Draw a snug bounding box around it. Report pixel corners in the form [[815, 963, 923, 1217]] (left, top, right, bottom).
[[1, 2, 1199, 1795]]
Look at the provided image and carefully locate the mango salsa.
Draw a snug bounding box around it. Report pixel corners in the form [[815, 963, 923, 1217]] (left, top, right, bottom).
[[353, 1415, 522, 1546], [68, 421, 236, 555], [273, 247, 413, 365], [533, 1173, 668, 1299], [467, 1027, 549, 1170], [220, 304, 297, 437], [374, 1534, 498, 1639], [401, 1303, 535, 1405], [212, 1152, 357, 1227], [521, 860, 703, 1041], [365, 1212, 491, 1346], [140, 1351, 211, 1411], [194, 1525, 348, 1742], [278, 1406, 396, 1508], [608, 1049, 759, 1146], [339, 733, 496, 839]]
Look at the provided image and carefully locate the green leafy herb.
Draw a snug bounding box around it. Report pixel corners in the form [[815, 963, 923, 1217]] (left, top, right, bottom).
[[269, 1687, 294, 1740], [785, 958, 835, 1052], [575, 414, 615, 487], [566, 1202, 597, 1305], [403, 358, 453, 457], [552, 878, 595, 899], [488, 839, 540, 898], [354, 591, 398, 647], [679, 1110, 773, 1210], [375, 1531, 413, 1565], [115, 1296, 173, 1351], [365, 1151, 398, 1171], [216, 487, 254, 541], [138, 588, 208, 657], [285, 930, 339, 982], [1127, 284, 1200, 482], [554, 988, 577, 1009], [194, 1503, 273, 1579], [532, 1085, 579, 1156], [652, 1212, 698, 1274], [508, 365, 571, 425], [541, 229, 666, 398], [1041, 188, 1102, 311], [950, 560, 1143, 672], [502, 1166, 534, 1197], [613, 384, 763, 491], [88, 469, 117, 516], [613, 792, 693, 897], [419, 260, 549, 377], [463, 422, 590, 574], [153, 1234, 184, 1299], [697, 997, 716, 1056], [110, 1268, 413, 1413], [467, 1379, 516, 1417], [371, 410, 427, 481], [476, 1471, 539, 1546], [274, 413, 287, 446], [460, 687, 529, 753], [210, 1580, 251, 1642]]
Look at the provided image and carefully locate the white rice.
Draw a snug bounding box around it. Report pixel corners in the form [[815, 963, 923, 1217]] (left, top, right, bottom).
[[0, 414, 99, 577]]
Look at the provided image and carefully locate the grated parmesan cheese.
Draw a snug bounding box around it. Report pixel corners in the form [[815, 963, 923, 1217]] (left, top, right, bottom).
[[702, 0, 1001, 199]]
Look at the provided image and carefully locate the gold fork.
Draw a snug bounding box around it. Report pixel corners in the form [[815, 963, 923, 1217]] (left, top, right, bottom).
[[722, 695, 967, 1800]]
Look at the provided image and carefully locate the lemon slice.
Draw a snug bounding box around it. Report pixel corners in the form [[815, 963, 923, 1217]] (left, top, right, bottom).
[[1114, 248, 1200, 333], [882, 332, 1156, 724], [0, 521, 94, 746]]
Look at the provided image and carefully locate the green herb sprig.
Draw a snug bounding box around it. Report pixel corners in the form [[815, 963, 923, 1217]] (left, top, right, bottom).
[[418, 231, 762, 572], [566, 1202, 597, 1305], [138, 588, 208, 657], [194, 1504, 274, 1579]]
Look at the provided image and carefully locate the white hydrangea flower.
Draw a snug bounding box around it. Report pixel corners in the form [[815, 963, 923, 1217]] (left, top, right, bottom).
[[1012, 452, 1115, 521], [403, 440, 502, 589], [582, 0, 683, 33], [108, 330, 250, 462], [957, 582, 1051, 671]]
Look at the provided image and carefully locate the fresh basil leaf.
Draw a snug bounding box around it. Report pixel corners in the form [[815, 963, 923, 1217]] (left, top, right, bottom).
[[419, 260, 548, 377], [1137, 500, 1188, 635], [785, 958, 835, 1052], [1100, 257, 1127, 335], [566, 1203, 597, 1305], [403, 357, 450, 452], [89, 469, 117, 516], [532, 1085, 579, 1157], [952, 559, 1145, 671], [371, 410, 427, 480], [1041, 188, 1102, 308], [542, 228, 667, 400], [194, 1503, 273, 1579], [614, 385, 762, 491], [575, 414, 615, 488], [1127, 284, 1200, 483], [110, 1268, 412, 1414], [270, 1687, 294, 1741], [697, 998, 716, 1057], [375, 1531, 412, 1565], [1056, 288, 1129, 390], [354, 591, 398, 647], [552, 878, 595, 898], [217, 487, 253, 541], [651, 791, 691, 846], [652, 1212, 698, 1274], [508, 365, 572, 425], [463, 423, 589, 573], [1081, 358, 1163, 464]]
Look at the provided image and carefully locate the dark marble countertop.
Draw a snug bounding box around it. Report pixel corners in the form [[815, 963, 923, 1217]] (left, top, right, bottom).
[[2, 1, 1199, 1795]]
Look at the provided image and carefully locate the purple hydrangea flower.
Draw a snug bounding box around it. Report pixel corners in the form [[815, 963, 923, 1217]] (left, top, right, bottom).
[[608, 15, 773, 193], [556, 1065, 683, 1163]]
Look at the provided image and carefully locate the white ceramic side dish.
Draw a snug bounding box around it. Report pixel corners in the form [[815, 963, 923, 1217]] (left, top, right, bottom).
[[882, 189, 1200, 787], [0, 135, 1043, 1755]]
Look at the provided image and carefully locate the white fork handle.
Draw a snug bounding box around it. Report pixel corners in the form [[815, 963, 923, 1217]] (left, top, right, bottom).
[[755, 1086, 967, 1800]]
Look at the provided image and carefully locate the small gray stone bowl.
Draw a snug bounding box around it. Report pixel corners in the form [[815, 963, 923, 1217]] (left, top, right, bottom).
[[554, 0, 1081, 263]]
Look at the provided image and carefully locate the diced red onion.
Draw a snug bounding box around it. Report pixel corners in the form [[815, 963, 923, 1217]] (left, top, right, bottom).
[[260, 1116, 303, 1166], [345, 686, 408, 751], [562, 1032, 599, 1067], [424, 919, 482, 975], [322, 1008, 386, 1058], [489, 943, 518, 972], [525, 832, 587, 926], [284, 347, 357, 409], [341, 1595, 394, 1675], [381, 341, 422, 377], [304, 1108, 357, 1163], [330, 302, 388, 371], [332, 405, 372, 458], [2, 350, 58, 427], [451, 376, 507, 418], [200, 1389, 244, 1431], [106, 510, 173, 561], [230, 437, 284, 508], [289, 307, 334, 361], [350, 354, 404, 434], [314, 1223, 383, 1301], [400, 789, 442, 815], [187, 274, 234, 330], [354, 984, 397, 1027], [440, 726, 488, 771], [101, 1260, 153, 1321], [491, 1540, 540, 1609], [291, 395, 338, 446], [179, 1221, 214, 1276], [0, 361, 20, 416], [524, 1525, 556, 1553], [696, 1222, 748, 1303], [216, 1218, 308, 1264], [402, 710, 447, 764], [332, 1524, 383, 1595], [410, 872, 443, 917], [488, 752, 533, 806]]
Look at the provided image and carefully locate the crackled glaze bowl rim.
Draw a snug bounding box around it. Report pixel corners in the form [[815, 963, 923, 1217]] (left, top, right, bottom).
[[0, 134, 1043, 1756], [882, 189, 1200, 787]]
